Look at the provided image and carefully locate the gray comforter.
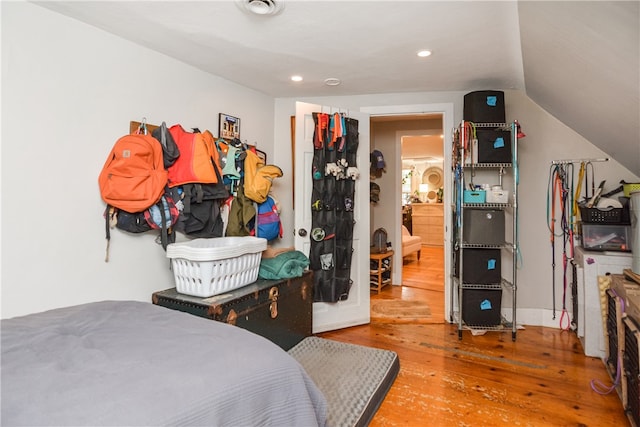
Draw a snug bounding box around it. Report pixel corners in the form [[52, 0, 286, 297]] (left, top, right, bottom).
[[1, 300, 327, 426]]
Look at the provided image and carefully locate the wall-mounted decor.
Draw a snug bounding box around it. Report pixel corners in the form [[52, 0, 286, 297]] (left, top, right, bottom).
[[219, 113, 240, 140], [422, 166, 443, 189]]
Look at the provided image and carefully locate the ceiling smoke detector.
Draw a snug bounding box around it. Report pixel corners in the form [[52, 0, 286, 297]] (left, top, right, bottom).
[[237, 0, 284, 16]]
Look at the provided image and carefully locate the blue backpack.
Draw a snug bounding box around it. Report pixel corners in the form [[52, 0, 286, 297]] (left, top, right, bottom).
[[255, 196, 282, 241]]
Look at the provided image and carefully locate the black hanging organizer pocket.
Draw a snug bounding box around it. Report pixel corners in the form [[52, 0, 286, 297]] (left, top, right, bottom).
[[308, 113, 359, 303]]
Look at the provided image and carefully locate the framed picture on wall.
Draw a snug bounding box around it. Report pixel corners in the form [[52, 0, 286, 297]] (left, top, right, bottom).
[[219, 113, 240, 140]]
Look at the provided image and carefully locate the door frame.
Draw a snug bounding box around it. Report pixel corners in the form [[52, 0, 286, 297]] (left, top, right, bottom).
[[361, 103, 454, 322]]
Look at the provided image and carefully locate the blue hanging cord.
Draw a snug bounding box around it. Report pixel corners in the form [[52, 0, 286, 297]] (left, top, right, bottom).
[[454, 164, 462, 232], [511, 122, 523, 269]]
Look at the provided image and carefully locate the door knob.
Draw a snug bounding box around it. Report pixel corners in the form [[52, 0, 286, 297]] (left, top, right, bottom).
[[298, 228, 307, 237]]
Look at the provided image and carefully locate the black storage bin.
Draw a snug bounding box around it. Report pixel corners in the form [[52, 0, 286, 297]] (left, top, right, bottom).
[[464, 91, 506, 123], [462, 289, 502, 326], [463, 209, 505, 245], [476, 129, 512, 163], [579, 206, 624, 224], [455, 249, 501, 284]]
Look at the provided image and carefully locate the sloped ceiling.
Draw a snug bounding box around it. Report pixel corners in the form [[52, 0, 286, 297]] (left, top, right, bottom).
[[519, 1, 639, 174], [31, 0, 639, 173]]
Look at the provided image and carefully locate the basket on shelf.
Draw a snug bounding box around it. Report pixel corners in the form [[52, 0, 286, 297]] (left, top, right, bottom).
[[579, 206, 623, 224]]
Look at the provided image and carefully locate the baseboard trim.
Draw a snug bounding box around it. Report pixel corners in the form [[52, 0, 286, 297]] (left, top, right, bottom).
[[505, 308, 574, 330]]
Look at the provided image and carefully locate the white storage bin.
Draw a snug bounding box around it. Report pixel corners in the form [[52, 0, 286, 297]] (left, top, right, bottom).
[[166, 237, 268, 297], [486, 189, 509, 204]]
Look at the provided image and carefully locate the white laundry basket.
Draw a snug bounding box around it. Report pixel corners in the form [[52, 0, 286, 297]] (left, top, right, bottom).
[[166, 237, 268, 297]]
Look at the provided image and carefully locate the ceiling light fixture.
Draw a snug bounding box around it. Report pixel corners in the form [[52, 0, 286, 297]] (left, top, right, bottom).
[[236, 0, 284, 16], [291, 75, 303, 82], [324, 78, 341, 86], [417, 50, 432, 57]]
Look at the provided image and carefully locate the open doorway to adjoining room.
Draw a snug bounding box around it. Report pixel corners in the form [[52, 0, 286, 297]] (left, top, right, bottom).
[[369, 113, 446, 322]]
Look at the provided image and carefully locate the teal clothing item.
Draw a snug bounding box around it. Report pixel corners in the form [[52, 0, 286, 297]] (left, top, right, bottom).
[[222, 145, 241, 178], [258, 250, 310, 280]]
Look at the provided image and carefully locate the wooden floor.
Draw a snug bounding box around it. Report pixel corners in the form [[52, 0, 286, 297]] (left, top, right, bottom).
[[400, 246, 446, 322], [319, 246, 629, 426]]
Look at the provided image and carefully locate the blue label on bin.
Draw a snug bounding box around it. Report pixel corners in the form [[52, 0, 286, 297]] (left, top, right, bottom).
[[486, 96, 497, 106], [480, 299, 493, 311], [493, 137, 505, 148], [487, 259, 496, 270]]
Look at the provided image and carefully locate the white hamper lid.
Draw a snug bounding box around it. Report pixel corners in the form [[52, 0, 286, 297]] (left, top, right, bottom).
[[166, 237, 268, 261]]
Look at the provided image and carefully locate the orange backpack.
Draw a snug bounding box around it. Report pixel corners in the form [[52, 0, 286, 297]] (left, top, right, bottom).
[[167, 125, 223, 187], [98, 133, 168, 213]]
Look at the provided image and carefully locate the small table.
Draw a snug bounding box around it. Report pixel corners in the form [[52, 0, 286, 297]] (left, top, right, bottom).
[[370, 250, 393, 294]]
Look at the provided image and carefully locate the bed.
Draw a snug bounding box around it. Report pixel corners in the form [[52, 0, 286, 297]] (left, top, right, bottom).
[[1, 300, 327, 426]]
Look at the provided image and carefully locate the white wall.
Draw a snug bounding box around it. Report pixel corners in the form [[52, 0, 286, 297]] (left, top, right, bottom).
[[506, 90, 639, 327], [1, 2, 276, 318]]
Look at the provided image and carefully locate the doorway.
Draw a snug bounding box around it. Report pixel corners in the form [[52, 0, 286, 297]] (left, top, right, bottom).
[[363, 103, 453, 322], [369, 115, 446, 320]]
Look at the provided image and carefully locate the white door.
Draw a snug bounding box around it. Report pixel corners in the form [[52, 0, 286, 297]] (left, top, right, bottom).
[[294, 102, 370, 333]]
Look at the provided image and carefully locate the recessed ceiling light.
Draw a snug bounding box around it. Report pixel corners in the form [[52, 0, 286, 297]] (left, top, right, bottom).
[[291, 75, 303, 82], [324, 78, 341, 86], [236, 0, 284, 16], [417, 50, 432, 57]]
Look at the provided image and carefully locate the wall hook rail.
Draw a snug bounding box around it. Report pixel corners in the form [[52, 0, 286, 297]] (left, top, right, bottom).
[[550, 157, 609, 165]]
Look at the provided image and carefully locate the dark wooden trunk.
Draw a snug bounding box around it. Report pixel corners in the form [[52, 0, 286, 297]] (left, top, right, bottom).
[[152, 271, 313, 350]]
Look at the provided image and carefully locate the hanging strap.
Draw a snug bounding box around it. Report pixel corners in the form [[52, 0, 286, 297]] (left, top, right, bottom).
[[573, 162, 585, 221], [547, 165, 563, 320], [584, 161, 594, 200], [104, 206, 112, 262], [158, 122, 168, 150], [104, 205, 120, 262], [558, 164, 574, 330], [566, 163, 575, 259], [254, 201, 259, 238], [158, 197, 169, 251]]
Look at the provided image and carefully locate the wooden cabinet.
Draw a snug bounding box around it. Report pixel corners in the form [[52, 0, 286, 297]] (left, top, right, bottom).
[[411, 203, 444, 246]]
